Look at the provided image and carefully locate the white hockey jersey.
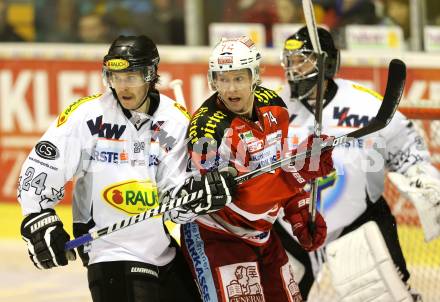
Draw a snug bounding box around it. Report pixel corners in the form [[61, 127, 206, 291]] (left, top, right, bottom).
[[279, 78, 432, 239], [17, 91, 190, 266]]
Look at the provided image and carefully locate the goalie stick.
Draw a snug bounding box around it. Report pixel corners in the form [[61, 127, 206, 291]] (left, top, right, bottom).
[[301, 0, 327, 229], [65, 59, 406, 251]]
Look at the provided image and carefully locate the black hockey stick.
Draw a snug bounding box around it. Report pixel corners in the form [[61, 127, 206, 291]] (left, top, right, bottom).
[[65, 59, 405, 251], [237, 59, 405, 184]]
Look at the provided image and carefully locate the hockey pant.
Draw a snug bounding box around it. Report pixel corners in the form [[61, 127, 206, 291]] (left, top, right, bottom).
[[181, 222, 303, 302], [86, 241, 201, 302]]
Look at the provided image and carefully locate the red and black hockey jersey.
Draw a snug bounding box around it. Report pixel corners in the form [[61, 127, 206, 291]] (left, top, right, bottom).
[[187, 86, 308, 245]]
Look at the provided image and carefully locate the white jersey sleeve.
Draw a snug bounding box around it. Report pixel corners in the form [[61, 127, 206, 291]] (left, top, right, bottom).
[[381, 111, 433, 174], [17, 94, 99, 215]]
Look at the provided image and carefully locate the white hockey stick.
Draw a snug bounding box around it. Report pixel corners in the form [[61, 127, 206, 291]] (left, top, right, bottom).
[[65, 60, 405, 251], [169, 79, 186, 108], [302, 0, 327, 228], [302, 0, 321, 53]]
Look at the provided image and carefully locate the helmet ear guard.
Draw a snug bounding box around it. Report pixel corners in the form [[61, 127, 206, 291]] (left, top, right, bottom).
[[324, 46, 340, 79]]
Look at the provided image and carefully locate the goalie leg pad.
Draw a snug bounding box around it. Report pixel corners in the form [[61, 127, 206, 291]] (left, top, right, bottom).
[[326, 221, 413, 302]]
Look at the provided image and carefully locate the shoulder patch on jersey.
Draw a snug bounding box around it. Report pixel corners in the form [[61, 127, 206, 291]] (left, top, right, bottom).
[[254, 87, 279, 104], [188, 105, 229, 145], [254, 86, 286, 109], [57, 93, 102, 127], [352, 84, 383, 101], [173, 102, 191, 120]]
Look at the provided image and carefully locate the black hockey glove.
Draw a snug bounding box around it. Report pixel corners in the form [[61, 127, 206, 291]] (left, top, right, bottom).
[[181, 170, 236, 215], [73, 220, 95, 267], [21, 208, 76, 269]]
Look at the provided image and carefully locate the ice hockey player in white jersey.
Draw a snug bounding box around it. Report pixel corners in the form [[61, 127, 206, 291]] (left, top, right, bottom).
[[275, 26, 440, 302], [17, 35, 202, 302]]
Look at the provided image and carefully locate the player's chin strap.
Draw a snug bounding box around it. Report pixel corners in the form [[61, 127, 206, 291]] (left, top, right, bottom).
[[388, 163, 440, 242]]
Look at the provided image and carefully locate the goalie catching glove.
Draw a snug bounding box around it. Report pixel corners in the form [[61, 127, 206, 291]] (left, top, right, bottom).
[[21, 208, 76, 269], [287, 134, 334, 187], [167, 169, 236, 224], [388, 163, 440, 242], [284, 194, 327, 251]]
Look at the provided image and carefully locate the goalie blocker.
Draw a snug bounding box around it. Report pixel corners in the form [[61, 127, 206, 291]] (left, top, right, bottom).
[[388, 163, 440, 242]]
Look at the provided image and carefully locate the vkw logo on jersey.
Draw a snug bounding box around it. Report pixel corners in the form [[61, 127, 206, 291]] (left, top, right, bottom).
[[333, 107, 372, 127], [218, 262, 265, 302], [35, 141, 60, 160], [87, 115, 126, 139], [102, 180, 159, 215]]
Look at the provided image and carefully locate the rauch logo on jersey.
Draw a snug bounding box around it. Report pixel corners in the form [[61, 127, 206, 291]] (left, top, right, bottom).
[[102, 180, 159, 215], [87, 115, 126, 139], [333, 107, 372, 127]]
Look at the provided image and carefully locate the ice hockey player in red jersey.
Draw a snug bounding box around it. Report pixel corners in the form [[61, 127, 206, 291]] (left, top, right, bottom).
[[168, 36, 334, 302]]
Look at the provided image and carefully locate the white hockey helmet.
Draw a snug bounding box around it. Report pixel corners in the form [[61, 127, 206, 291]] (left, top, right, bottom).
[[208, 36, 262, 91]]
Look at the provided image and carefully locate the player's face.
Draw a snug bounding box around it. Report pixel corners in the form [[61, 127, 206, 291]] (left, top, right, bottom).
[[283, 50, 320, 100], [214, 69, 254, 116], [110, 71, 150, 111], [284, 51, 318, 80]]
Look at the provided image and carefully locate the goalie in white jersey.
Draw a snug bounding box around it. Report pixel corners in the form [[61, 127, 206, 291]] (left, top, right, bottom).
[[275, 26, 440, 302], [17, 35, 201, 302]]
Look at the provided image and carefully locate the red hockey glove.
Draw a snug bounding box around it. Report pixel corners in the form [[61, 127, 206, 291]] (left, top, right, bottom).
[[284, 196, 327, 251], [288, 134, 334, 187]]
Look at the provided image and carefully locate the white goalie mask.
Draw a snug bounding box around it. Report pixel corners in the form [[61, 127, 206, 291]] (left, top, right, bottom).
[[208, 36, 262, 91]]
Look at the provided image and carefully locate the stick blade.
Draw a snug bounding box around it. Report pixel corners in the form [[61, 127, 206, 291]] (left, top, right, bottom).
[[376, 59, 406, 126], [342, 59, 406, 140]]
